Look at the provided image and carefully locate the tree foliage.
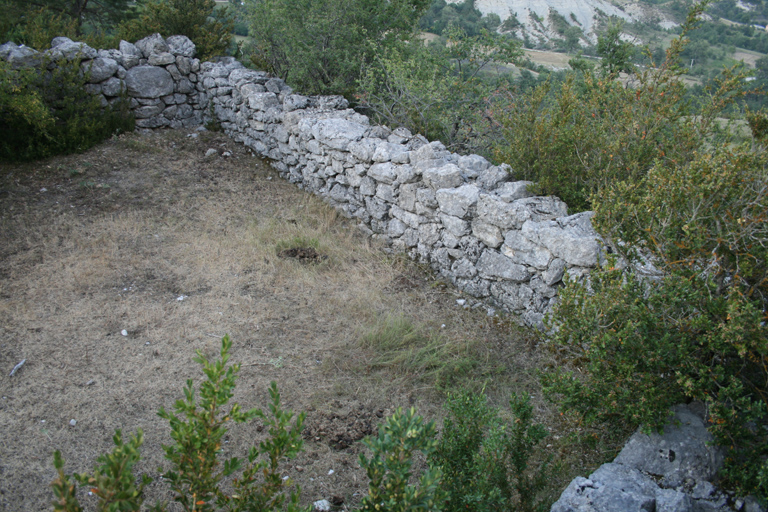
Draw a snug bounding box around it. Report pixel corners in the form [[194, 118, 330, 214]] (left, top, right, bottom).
[[117, 0, 233, 60], [245, 0, 430, 97]]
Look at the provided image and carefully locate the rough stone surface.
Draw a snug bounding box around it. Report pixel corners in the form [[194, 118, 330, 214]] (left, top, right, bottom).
[[125, 65, 174, 98]]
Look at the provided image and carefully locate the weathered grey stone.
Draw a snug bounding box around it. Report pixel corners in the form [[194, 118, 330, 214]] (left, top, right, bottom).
[[364, 197, 389, 220], [312, 118, 367, 151], [83, 57, 119, 83], [411, 141, 448, 162], [458, 154, 491, 175], [48, 39, 97, 61], [423, 164, 463, 190], [175, 55, 191, 75], [348, 138, 377, 162], [615, 404, 723, 488], [125, 65, 174, 98], [388, 218, 407, 237], [118, 40, 141, 68], [436, 184, 479, 218], [283, 94, 309, 112], [495, 181, 533, 202], [375, 183, 397, 202], [134, 105, 163, 118], [416, 188, 438, 209], [265, 77, 286, 93], [246, 91, 279, 111], [148, 52, 175, 66], [101, 77, 126, 97], [476, 194, 522, 229], [471, 220, 504, 248], [418, 223, 442, 246], [390, 205, 422, 229], [477, 250, 530, 282], [551, 464, 659, 512], [656, 488, 692, 512], [439, 213, 470, 237], [542, 258, 566, 286], [135, 33, 170, 58], [477, 165, 509, 189], [368, 162, 398, 184], [166, 35, 196, 57], [2, 43, 41, 68], [373, 142, 409, 163], [520, 212, 599, 267], [502, 232, 552, 269]]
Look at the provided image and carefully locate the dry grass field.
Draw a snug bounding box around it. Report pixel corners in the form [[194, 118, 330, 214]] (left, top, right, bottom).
[[0, 129, 617, 511]]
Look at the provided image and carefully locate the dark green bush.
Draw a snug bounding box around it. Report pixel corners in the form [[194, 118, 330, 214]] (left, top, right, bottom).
[[544, 143, 768, 498], [491, 1, 746, 212], [0, 56, 133, 162]]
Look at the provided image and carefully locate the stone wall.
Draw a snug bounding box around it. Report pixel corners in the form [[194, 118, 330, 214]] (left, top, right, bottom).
[[1, 34, 602, 328]]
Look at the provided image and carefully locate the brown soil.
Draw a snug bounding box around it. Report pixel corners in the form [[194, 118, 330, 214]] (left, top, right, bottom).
[[0, 129, 610, 511]]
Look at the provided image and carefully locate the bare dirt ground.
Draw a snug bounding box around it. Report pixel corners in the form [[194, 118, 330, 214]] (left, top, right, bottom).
[[0, 129, 614, 511]]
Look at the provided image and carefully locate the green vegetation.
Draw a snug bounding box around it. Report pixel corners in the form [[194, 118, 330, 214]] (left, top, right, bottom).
[[0, 56, 133, 162], [52, 336, 309, 512], [117, 0, 234, 60], [418, 0, 501, 36], [245, 0, 430, 96], [53, 337, 555, 511]]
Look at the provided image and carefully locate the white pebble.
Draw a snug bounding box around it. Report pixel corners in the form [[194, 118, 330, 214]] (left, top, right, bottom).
[[69, 419, 76, 427], [121, 329, 128, 336], [456, 299, 466, 306], [327, 469, 334, 475]]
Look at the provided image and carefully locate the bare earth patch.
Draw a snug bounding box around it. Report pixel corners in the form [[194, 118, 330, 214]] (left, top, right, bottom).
[[0, 129, 612, 511]]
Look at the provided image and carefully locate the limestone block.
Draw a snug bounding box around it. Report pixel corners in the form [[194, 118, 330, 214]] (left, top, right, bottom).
[[375, 184, 397, 203], [456, 278, 490, 297], [229, 68, 269, 87], [101, 77, 126, 97], [423, 164, 463, 190], [542, 258, 566, 286], [82, 57, 118, 83], [126, 65, 173, 98], [312, 118, 367, 151], [373, 142, 410, 163], [246, 91, 279, 111], [615, 404, 723, 488], [471, 221, 503, 249], [48, 39, 97, 61], [149, 52, 175, 66], [166, 35, 196, 57], [477, 250, 530, 282], [439, 213, 470, 237], [118, 40, 141, 68], [365, 196, 389, 219], [360, 177, 377, 197], [458, 154, 491, 176], [388, 218, 407, 237], [520, 212, 599, 267], [410, 140, 448, 162], [283, 94, 309, 112], [495, 181, 533, 202], [502, 232, 552, 269], [368, 162, 397, 184], [348, 138, 378, 162], [395, 164, 418, 184], [135, 33, 170, 58], [450, 258, 477, 279], [390, 205, 422, 229], [551, 464, 662, 512], [436, 184, 479, 218], [418, 223, 442, 246], [398, 183, 419, 211], [477, 165, 509, 190], [416, 188, 437, 208]]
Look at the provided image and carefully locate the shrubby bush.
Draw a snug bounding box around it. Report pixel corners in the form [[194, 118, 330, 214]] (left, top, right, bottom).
[[491, 2, 747, 212], [117, 0, 234, 60], [357, 26, 520, 155], [245, 0, 430, 97], [0, 55, 133, 162], [52, 336, 309, 512], [52, 336, 554, 510]]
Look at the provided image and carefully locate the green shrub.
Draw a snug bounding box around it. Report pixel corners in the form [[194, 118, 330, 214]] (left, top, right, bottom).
[[358, 407, 445, 512], [246, 0, 430, 97], [434, 391, 552, 512], [0, 55, 133, 162], [357, 26, 521, 154], [543, 143, 768, 498], [117, 0, 234, 60], [51, 336, 309, 512], [491, 1, 747, 212]]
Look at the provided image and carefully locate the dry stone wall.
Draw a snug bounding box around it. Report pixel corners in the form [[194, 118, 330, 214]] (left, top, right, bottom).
[[1, 34, 603, 328]]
